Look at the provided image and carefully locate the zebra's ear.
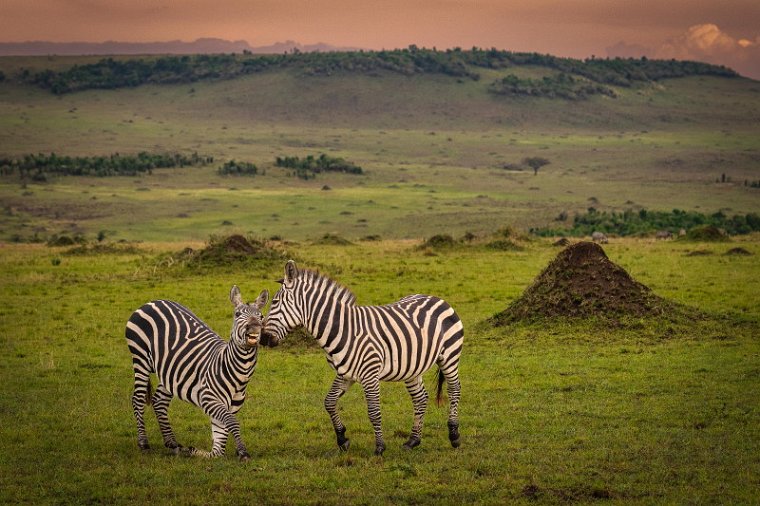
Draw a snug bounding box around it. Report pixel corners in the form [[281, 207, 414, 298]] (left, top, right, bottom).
[[284, 260, 298, 288], [230, 285, 243, 306], [254, 289, 269, 309]]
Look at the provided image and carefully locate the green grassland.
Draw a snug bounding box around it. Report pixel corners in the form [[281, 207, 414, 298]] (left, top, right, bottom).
[[1, 238, 759, 504], [1, 55, 759, 243], [0, 54, 759, 504]]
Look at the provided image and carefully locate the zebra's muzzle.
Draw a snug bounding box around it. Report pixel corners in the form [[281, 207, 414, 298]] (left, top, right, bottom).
[[245, 332, 260, 347]]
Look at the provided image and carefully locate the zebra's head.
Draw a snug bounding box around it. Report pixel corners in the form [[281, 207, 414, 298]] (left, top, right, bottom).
[[260, 260, 303, 347], [229, 285, 269, 349]]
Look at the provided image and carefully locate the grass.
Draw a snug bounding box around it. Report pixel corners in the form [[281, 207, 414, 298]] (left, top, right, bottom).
[[0, 55, 759, 503], [1, 238, 759, 504]]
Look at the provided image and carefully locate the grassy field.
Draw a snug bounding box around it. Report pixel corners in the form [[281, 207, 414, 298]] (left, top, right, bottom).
[[1, 238, 759, 504], [1, 57, 759, 243], [0, 55, 759, 504]]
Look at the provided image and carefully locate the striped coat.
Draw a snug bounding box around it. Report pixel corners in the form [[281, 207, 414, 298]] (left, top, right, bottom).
[[261, 260, 463, 455], [125, 286, 268, 460]]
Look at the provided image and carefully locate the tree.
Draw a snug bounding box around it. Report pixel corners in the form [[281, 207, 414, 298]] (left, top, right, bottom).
[[523, 156, 550, 175]]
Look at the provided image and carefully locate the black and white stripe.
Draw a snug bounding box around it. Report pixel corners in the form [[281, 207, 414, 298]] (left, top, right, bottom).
[[261, 260, 463, 455], [125, 286, 268, 460]]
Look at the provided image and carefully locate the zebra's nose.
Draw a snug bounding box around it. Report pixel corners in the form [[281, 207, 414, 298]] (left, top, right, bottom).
[[259, 331, 279, 348]]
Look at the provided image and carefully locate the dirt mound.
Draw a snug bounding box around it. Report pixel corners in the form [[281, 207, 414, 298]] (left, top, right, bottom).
[[179, 234, 283, 267], [418, 234, 457, 249], [312, 233, 354, 246], [490, 241, 667, 324], [684, 225, 728, 242], [725, 247, 752, 256]]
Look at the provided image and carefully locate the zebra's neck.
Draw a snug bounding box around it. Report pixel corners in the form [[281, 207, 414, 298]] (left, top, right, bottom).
[[303, 283, 355, 351], [215, 339, 258, 381]]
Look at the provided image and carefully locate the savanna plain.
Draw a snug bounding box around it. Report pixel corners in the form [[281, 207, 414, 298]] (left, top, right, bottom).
[[1, 53, 759, 504]]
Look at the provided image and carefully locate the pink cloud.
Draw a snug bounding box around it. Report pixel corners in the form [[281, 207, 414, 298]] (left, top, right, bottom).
[[608, 24, 760, 80]]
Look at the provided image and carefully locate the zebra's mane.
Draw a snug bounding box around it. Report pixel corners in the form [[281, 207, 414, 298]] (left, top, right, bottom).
[[299, 268, 357, 305]]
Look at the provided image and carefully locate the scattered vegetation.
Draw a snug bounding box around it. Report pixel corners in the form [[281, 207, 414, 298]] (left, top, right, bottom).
[[532, 208, 760, 237], [275, 154, 363, 179], [217, 159, 258, 176], [0, 152, 211, 179], [489, 73, 616, 100]]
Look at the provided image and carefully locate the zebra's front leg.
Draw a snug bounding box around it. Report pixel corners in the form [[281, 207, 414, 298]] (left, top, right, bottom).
[[182, 419, 229, 458], [361, 377, 385, 456], [151, 385, 182, 453], [199, 397, 251, 461], [324, 376, 354, 451], [403, 376, 428, 450]]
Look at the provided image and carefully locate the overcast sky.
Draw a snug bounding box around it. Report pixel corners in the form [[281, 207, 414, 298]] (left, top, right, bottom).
[[2, 0, 759, 78]]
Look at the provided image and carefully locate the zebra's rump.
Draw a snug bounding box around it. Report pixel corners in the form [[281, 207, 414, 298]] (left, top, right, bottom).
[[126, 300, 224, 402]]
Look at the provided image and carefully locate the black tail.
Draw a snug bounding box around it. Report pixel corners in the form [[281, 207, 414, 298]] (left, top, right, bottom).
[[436, 367, 445, 407]]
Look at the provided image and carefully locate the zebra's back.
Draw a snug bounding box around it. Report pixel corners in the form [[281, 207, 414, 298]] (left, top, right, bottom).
[[125, 300, 224, 403]]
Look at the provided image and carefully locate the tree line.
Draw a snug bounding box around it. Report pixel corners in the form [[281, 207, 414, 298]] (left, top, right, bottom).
[[0, 152, 364, 181], [0, 152, 212, 180], [531, 208, 760, 237], [16, 47, 738, 95]]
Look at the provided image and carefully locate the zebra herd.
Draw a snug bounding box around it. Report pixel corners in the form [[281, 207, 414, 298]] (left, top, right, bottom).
[[126, 260, 463, 459]]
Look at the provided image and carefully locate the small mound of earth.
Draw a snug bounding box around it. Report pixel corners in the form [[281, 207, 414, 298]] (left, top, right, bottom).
[[685, 249, 713, 257], [418, 234, 457, 249], [312, 233, 353, 246], [490, 241, 668, 324], [725, 247, 752, 256], [180, 234, 282, 266], [684, 225, 728, 242]]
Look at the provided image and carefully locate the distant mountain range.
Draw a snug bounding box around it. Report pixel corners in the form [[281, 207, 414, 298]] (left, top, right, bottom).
[[0, 38, 363, 56]]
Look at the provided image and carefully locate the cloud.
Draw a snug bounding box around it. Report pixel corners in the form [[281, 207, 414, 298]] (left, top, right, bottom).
[[608, 24, 760, 80]]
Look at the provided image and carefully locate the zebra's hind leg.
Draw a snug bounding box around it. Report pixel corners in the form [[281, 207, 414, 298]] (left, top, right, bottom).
[[151, 385, 181, 453], [402, 376, 428, 450], [439, 359, 462, 448], [324, 376, 354, 451], [131, 368, 152, 451], [361, 377, 385, 456]]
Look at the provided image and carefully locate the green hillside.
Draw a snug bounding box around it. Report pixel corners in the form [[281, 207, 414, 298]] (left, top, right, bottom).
[[0, 52, 758, 243]]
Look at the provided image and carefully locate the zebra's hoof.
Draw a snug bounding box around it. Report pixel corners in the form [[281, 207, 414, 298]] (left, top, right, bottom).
[[374, 444, 386, 456], [402, 437, 420, 450], [338, 439, 351, 452]]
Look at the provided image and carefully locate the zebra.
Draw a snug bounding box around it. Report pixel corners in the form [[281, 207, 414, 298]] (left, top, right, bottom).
[[125, 285, 269, 460], [260, 260, 463, 456]]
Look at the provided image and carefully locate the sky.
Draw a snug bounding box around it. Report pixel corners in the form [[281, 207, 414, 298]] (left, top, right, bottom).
[[2, 0, 759, 79]]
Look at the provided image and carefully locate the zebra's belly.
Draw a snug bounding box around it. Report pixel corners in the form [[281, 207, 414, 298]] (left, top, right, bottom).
[[377, 337, 443, 382]]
